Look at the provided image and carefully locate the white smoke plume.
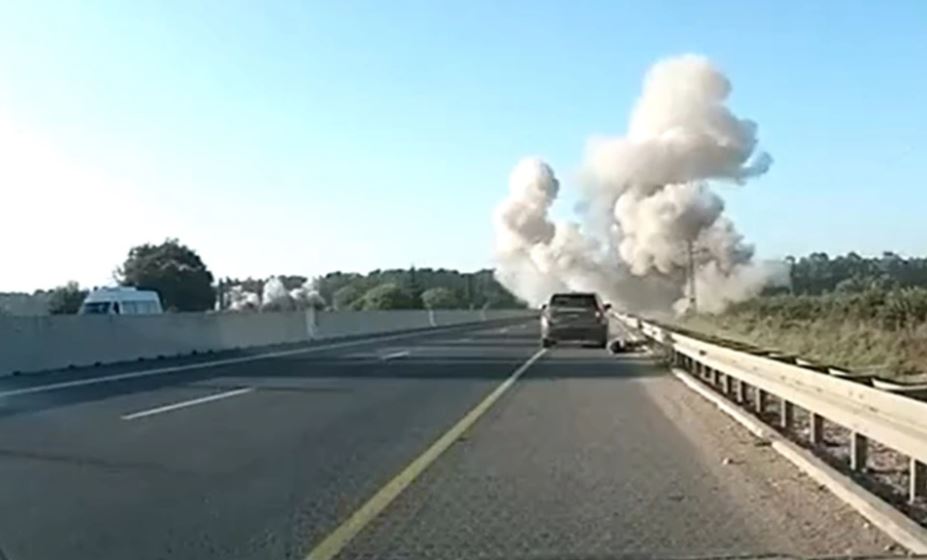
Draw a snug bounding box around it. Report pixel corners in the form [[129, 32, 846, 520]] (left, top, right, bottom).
[[261, 276, 293, 311], [493, 54, 786, 315], [289, 280, 326, 310], [228, 285, 260, 311], [225, 277, 326, 312]]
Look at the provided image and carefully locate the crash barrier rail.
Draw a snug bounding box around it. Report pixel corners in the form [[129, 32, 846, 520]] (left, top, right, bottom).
[[0, 309, 534, 376], [615, 313, 927, 503]]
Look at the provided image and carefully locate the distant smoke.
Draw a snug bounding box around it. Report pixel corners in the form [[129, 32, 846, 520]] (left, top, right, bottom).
[[493, 54, 787, 314], [226, 277, 326, 312], [228, 286, 260, 311], [289, 280, 326, 310], [261, 277, 292, 310]]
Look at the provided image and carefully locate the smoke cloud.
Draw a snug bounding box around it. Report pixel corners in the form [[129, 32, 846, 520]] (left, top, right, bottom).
[[289, 280, 326, 310], [493, 54, 786, 315], [228, 285, 260, 311], [262, 277, 292, 310], [226, 277, 326, 312]]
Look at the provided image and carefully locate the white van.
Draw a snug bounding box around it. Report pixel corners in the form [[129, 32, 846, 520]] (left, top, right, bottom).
[[79, 287, 163, 315]]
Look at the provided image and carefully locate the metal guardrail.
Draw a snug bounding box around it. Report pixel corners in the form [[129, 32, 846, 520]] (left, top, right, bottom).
[[616, 313, 927, 503]]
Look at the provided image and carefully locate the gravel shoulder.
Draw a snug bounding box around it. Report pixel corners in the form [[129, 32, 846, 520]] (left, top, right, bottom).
[[637, 368, 898, 557]]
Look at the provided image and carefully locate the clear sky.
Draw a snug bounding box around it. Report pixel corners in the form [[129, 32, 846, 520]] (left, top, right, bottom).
[[2, 1, 925, 291]]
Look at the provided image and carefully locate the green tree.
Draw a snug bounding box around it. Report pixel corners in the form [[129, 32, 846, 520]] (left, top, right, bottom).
[[421, 287, 462, 309], [314, 272, 366, 304], [333, 284, 364, 310], [358, 283, 416, 310], [118, 239, 215, 311], [47, 281, 88, 314], [835, 277, 866, 293], [406, 266, 424, 308], [281, 267, 523, 311], [278, 275, 308, 291]]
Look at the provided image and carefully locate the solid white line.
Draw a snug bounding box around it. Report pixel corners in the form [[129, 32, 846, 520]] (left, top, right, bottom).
[[380, 350, 410, 361], [305, 347, 547, 560], [0, 328, 474, 399], [122, 387, 255, 420]]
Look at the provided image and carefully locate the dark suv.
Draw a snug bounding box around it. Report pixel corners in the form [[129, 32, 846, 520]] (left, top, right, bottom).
[[540, 292, 610, 348]]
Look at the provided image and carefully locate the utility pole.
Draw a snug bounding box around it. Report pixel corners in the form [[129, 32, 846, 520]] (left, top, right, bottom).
[[687, 240, 698, 314]]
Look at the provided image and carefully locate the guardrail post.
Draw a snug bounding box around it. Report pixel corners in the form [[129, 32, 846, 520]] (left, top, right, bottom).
[[721, 373, 731, 396], [850, 432, 867, 471], [755, 388, 767, 414], [780, 400, 794, 429], [911, 459, 926, 503], [712, 368, 721, 386], [736, 380, 747, 404], [810, 413, 824, 445]]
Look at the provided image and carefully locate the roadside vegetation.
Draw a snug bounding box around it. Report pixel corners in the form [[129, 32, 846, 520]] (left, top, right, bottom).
[[2, 238, 522, 315], [306, 268, 521, 310], [683, 252, 927, 377]]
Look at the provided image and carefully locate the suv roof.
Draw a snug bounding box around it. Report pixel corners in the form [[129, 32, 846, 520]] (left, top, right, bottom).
[[548, 292, 600, 307]]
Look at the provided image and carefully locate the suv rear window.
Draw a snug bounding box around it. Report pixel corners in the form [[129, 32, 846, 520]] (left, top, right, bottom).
[[549, 294, 598, 308]]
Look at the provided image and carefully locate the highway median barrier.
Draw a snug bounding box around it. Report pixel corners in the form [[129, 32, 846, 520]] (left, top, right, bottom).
[[0, 309, 535, 377]]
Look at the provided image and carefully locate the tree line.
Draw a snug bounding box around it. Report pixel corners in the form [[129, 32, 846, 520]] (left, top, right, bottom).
[[729, 288, 927, 332], [224, 267, 522, 311], [29, 247, 927, 315], [37, 239, 522, 314], [786, 251, 927, 295]]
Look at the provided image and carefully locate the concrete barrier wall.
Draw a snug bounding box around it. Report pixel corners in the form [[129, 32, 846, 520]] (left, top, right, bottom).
[[314, 310, 432, 338], [0, 312, 310, 376], [0, 309, 533, 376], [434, 309, 530, 324]]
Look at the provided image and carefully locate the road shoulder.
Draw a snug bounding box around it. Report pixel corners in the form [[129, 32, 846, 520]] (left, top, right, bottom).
[[636, 368, 898, 556]]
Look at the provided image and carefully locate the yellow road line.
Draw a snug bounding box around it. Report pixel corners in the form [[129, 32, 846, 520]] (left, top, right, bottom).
[[305, 347, 547, 560]]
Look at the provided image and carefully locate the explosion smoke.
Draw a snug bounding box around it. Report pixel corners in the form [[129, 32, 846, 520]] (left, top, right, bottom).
[[226, 277, 326, 312], [228, 285, 260, 311], [289, 280, 326, 310], [493, 55, 786, 314], [262, 277, 291, 310]]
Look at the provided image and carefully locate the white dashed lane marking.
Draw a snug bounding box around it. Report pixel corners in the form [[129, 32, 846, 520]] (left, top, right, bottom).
[[122, 387, 255, 420]]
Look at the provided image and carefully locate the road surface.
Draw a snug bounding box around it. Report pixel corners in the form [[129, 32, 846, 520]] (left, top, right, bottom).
[[0, 321, 894, 559]]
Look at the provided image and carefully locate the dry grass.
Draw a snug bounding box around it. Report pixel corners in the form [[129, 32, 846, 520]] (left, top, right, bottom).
[[681, 295, 927, 378]]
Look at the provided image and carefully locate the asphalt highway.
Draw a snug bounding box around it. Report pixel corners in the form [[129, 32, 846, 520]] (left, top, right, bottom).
[[0, 320, 893, 559]]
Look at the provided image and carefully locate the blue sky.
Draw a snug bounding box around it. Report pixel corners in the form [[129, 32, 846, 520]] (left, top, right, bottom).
[[1, 1, 925, 291]]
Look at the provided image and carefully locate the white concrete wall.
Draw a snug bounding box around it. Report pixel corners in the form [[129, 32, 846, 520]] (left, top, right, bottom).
[[314, 310, 432, 338], [0, 309, 533, 376]]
